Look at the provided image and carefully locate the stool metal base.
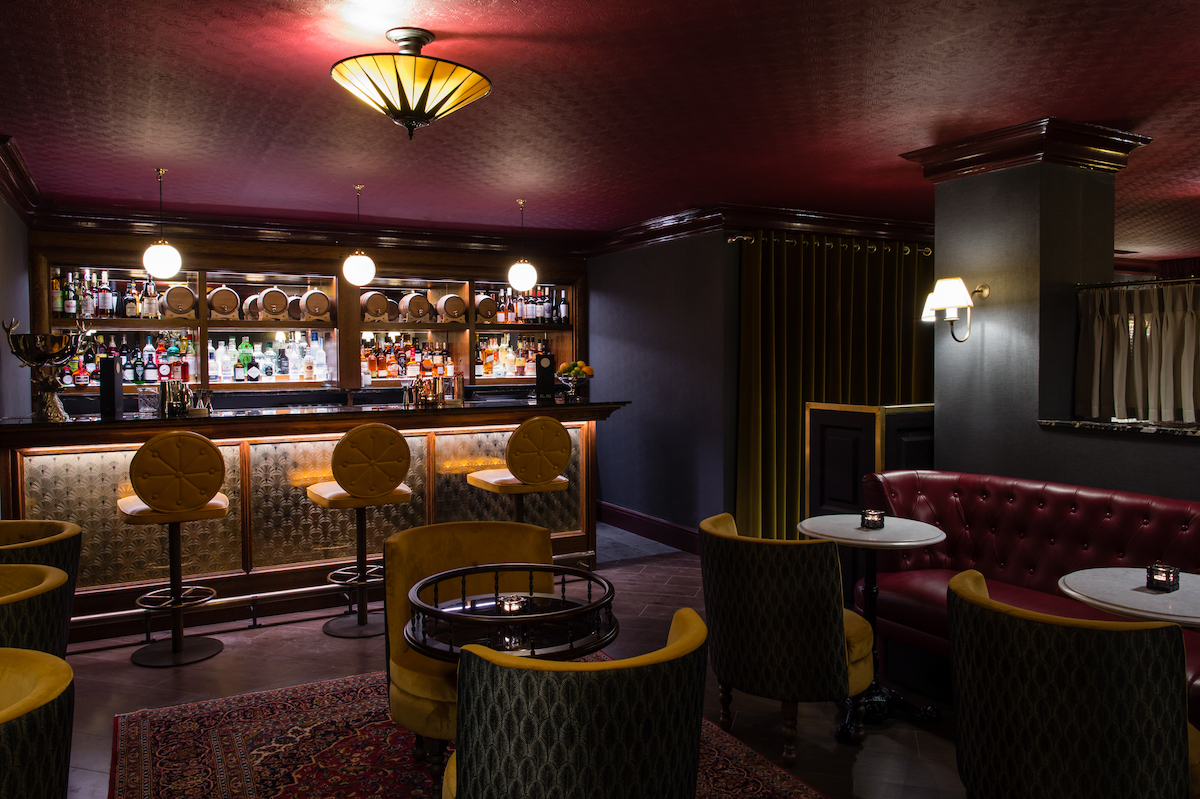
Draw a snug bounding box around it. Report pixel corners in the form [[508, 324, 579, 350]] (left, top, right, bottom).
[[328, 564, 384, 587], [323, 609, 386, 638], [131, 635, 224, 667]]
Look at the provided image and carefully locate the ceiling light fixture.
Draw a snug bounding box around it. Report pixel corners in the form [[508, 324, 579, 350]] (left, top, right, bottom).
[[508, 199, 537, 292], [342, 184, 376, 286], [143, 168, 182, 280], [922, 277, 991, 342], [331, 27, 492, 139]]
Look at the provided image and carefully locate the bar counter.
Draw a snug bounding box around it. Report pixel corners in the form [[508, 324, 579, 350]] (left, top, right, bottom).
[[0, 398, 626, 638]]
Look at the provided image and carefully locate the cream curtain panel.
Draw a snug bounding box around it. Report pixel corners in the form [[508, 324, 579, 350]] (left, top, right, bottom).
[[735, 231, 934, 540], [1075, 283, 1200, 423]]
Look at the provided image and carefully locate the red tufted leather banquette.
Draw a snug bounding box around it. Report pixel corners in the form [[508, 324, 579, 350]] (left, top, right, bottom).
[[858, 470, 1200, 724]]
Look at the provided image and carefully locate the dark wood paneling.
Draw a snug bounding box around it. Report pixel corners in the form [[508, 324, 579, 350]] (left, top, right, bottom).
[[808, 409, 877, 517], [884, 411, 935, 470], [597, 502, 699, 555]]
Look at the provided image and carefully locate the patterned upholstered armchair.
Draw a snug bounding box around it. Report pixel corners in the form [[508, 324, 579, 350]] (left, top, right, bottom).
[[383, 521, 555, 788], [0, 564, 73, 658], [443, 607, 707, 799], [0, 521, 81, 620], [948, 569, 1200, 799], [0, 647, 74, 799], [699, 513, 874, 764]]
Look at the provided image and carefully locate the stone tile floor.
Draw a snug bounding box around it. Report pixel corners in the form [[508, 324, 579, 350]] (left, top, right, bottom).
[[62, 526, 965, 799]]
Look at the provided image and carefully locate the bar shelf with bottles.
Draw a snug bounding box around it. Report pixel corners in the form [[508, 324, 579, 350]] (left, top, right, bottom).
[[469, 282, 572, 383], [46, 265, 338, 392]]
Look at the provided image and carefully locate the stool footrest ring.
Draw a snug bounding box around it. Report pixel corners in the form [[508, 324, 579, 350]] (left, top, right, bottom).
[[328, 565, 384, 586], [135, 585, 217, 610]]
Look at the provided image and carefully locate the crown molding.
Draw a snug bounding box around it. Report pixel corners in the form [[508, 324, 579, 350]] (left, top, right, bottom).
[[30, 207, 588, 259], [0, 136, 44, 222], [901, 118, 1152, 184], [581, 203, 934, 256]]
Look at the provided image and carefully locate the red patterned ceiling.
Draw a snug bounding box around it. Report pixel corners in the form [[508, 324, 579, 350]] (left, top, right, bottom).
[[2, 1, 1200, 258]]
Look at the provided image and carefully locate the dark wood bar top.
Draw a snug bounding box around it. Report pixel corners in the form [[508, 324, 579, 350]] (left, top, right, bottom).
[[0, 399, 628, 448]]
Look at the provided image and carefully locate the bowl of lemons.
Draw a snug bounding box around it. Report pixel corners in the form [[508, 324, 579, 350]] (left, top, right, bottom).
[[555, 360, 594, 403]]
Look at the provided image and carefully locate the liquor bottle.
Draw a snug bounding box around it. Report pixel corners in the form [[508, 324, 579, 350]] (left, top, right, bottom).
[[233, 356, 245, 382], [62, 272, 77, 318], [73, 356, 90, 388], [433, 345, 445, 377], [122, 346, 135, 383], [559, 290, 569, 324], [99, 271, 113, 318], [182, 335, 196, 382], [81, 336, 98, 377], [276, 340, 289, 380], [121, 281, 136, 319], [483, 337, 495, 376], [514, 291, 524, 324], [514, 344, 526, 377], [50, 269, 63, 316], [301, 336, 315, 380], [237, 336, 253, 369], [385, 347, 399, 379], [79, 269, 94, 319], [156, 337, 172, 382], [366, 349, 377, 378], [262, 343, 276, 380], [421, 345, 434, 378], [60, 362, 73, 388], [246, 346, 262, 382], [141, 335, 155, 376], [404, 342, 420, 378], [168, 336, 183, 381], [130, 345, 145, 383], [141, 279, 156, 319], [475, 338, 485, 377], [287, 333, 302, 380], [312, 333, 326, 381]]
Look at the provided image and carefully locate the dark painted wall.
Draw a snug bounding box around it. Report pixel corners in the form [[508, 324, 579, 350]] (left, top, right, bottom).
[[0, 202, 29, 421], [934, 163, 1200, 502], [587, 232, 740, 527]]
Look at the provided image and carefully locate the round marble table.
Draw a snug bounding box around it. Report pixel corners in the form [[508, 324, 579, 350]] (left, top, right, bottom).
[[797, 514, 946, 728], [1059, 567, 1200, 626]]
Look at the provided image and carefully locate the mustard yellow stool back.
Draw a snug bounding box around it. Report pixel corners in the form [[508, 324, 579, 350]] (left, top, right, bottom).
[[0, 648, 74, 799], [0, 564, 71, 658], [118, 430, 228, 667], [307, 423, 411, 638], [465, 416, 571, 523]]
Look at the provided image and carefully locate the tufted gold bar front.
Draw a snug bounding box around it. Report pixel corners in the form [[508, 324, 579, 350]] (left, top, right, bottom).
[[0, 402, 624, 641]]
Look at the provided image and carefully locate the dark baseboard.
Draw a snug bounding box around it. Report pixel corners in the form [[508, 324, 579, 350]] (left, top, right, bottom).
[[597, 502, 699, 555]]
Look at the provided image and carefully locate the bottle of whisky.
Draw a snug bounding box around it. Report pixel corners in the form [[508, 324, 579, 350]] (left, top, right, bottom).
[[50, 269, 63, 316]]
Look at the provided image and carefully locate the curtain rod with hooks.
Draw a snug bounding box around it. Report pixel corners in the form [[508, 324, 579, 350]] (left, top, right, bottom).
[[1077, 276, 1200, 290]]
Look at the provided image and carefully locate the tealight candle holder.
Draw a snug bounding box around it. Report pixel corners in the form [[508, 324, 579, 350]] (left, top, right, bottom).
[[1147, 563, 1180, 593], [860, 509, 886, 530], [499, 595, 525, 614]]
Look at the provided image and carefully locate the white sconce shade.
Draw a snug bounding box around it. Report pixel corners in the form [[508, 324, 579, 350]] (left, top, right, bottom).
[[342, 251, 376, 286], [143, 241, 182, 279], [508, 259, 537, 292], [921, 293, 937, 322], [926, 277, 974, 310]]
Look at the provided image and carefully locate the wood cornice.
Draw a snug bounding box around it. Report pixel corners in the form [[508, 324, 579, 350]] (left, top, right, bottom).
[[31, 207, 588, 259], [0, 136, 43, 222], [901, 118, 1153, 184], [581, 203, 934, 256]]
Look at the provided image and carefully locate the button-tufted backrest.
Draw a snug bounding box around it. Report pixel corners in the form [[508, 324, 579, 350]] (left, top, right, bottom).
[[862, 470, 1200, 594]]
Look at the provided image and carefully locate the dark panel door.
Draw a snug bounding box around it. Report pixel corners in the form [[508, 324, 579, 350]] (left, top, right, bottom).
[[884, 410, 935, 470], [808, 408, 877, 517]]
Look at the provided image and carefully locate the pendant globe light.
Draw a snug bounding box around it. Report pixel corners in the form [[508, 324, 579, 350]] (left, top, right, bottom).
[[331, 27, 492, 139], [342, 184, 376, 287], [143, 168, 182, 280], [508, 199, 537, 292]]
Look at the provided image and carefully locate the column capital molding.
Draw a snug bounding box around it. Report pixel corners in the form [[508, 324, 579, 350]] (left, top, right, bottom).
[[901, 118, 1152, 183]]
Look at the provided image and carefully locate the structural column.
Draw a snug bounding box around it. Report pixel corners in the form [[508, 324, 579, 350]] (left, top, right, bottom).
[[901, 118, 1149, 477]]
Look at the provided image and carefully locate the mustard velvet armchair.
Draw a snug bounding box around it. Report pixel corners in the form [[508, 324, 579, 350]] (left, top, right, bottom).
[[0, 647, 74, 799], [0, 521, 81, 609], [698, 513, 874, 765], [443, 607, 708, 799], [383, 521, 555, 786], [948, 569, 1200, 799], [0, 564, 72, 658]]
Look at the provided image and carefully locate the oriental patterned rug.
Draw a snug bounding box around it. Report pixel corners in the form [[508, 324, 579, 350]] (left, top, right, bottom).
[[109, 670, 826, 799]]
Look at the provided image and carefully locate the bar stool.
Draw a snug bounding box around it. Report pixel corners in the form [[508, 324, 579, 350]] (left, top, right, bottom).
[[306, 423, 412, 638], [0, 563, 71, 658], [118, 431, 228, 667], [466, 416, 571, 523]]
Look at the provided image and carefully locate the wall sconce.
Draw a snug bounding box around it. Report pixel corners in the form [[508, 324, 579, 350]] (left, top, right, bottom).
[[922, 278, 990, 342]]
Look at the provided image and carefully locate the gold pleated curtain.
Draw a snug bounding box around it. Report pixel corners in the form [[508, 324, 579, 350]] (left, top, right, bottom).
[[735, 231, 934, 540]]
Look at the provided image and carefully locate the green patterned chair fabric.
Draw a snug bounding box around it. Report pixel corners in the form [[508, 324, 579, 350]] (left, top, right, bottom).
[[0, 647, 75, 799], [698, 513, 874, 761], [948, 569, 1196, 799], [0, 564, 72, 659], [0, 521, 82, 621], [448, 608, 707, 799]]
